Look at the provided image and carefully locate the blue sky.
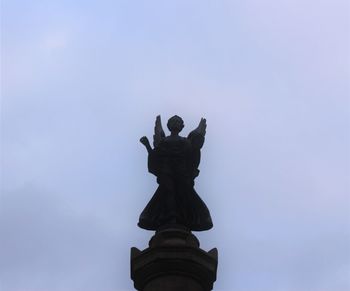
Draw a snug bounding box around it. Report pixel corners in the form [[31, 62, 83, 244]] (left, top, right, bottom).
[[1, 1, 350, 290]]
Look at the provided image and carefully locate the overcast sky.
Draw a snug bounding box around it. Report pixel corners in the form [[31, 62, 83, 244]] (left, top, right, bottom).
[[1, 1, 350, 291]]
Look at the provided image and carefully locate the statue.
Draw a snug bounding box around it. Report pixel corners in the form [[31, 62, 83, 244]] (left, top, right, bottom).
[[139, 115, 213, 231]]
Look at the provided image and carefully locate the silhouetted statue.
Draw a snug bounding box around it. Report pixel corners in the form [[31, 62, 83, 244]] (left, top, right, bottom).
[[139, 115, 213, 231]]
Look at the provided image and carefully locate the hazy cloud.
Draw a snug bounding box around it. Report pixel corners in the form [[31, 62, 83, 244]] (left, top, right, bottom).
[[1, 0, 349, 290]]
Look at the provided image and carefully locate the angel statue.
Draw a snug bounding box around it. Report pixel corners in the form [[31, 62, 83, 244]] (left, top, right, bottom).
[[138, 115, 213, 231]]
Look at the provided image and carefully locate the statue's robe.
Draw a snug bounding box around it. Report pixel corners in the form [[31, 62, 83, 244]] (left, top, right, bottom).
[[138, 133, 213, 231]]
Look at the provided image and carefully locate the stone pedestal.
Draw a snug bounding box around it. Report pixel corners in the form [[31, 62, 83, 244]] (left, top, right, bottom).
[[130, 226, 218, 291]]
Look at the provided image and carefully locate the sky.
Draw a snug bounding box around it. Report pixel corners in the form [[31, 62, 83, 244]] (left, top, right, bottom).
[[1, 0, 350, 290]]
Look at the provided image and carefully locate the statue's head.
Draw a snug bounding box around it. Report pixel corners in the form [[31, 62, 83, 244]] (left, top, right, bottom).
[[167, 115, 184, 133]]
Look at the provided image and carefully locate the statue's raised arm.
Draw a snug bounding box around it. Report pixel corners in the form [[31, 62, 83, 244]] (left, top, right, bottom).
[[187, 118, 207, 149], [139, 115, 165, 153]]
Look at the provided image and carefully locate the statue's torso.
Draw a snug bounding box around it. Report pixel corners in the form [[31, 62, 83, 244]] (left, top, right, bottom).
[[156, 136, 192, 176]]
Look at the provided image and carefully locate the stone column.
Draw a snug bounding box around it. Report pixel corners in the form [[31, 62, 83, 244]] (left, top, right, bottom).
[[130, 226, 218, 291]]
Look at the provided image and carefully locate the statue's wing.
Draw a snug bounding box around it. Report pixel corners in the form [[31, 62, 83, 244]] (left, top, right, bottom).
[[153, 115, 165, 148], [187, 118, 206, 149]]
